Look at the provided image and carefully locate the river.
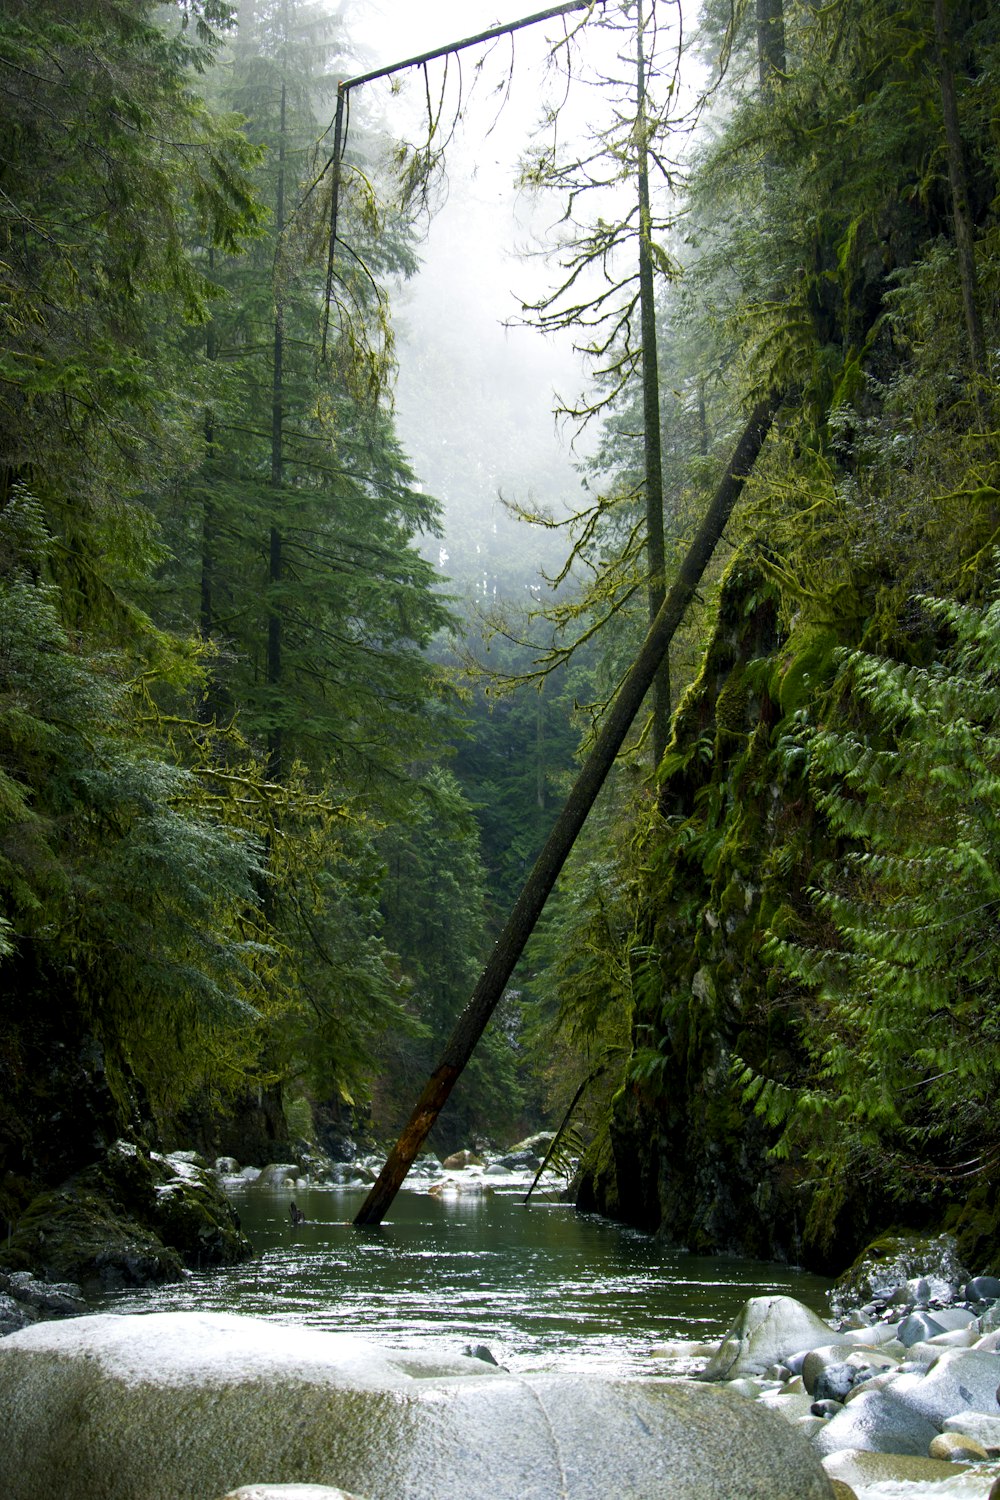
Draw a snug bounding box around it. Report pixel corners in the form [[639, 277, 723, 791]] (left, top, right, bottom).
[[97, 1172, 833, 1377]]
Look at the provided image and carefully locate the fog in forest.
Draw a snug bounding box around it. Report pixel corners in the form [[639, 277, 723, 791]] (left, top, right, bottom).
[[349, 0, 615, 599]]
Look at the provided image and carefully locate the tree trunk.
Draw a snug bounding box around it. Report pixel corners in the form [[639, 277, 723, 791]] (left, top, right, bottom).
[[933, 0, 989, 402], [756, 0, 785, 90], [268, 77, 287, 782], [636, 0, 670, 770], [353, 394, 781, 1227]]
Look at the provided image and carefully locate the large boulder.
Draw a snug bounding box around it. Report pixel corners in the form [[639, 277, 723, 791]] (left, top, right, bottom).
[[830, 1234, 970, 1318], [0, 1312, 836, 1500], [0, 1140, 252, 1289], [703, 1295, 835, 1380]]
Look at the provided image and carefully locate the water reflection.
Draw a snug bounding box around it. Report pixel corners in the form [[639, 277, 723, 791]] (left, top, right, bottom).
[[98, 1182, 833, 1377]]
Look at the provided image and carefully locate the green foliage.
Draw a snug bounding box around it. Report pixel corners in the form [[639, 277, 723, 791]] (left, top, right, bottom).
[[758, 579, 1000, 1189]]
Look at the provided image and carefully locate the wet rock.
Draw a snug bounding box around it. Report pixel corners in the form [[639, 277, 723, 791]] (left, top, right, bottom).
[[943, 1411, 1000, 1452], [830, 1233, 970, 1319], [812, 1384, 940, 1456], [0, 1139, 251, 1290], [462, 1343, 500, 1366], [441, 1151, 482, 1170], [222, 1489, 369, 1500], [0, 1311, 836, 1500], [703, 1295, 834, 1380], [828, 1482, 858, 1500], [214, 1157, 241, 1177], [822, 1448, 972, 1488], [3, 1270, 86, 1316], [252, 1163, 301, 1189], [928, 1431, 989, 1461]]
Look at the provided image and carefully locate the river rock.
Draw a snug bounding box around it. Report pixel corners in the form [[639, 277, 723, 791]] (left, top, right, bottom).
[[965, 1277, 1000, 1302], [928, 1430, 990, 1461], [0, 1139, 250, 1289], [703, 1295, 835, 1380], [223, 1490, 369, 1499], [812, 1384, 940, 1456], [253, 1163, 301, 1189], [886, 1348, 1000, 1426], [801, 1344, 897, 1396], [943, 1412, 1000, 1452], [830, 1234, 970, 1319], [0, 1312, 835, 1500], [0, 1294, 34, 1338], [441, 1151, 482, 1170], [822, 1449, 972, 1488], [897, 1311, 947, 1346]]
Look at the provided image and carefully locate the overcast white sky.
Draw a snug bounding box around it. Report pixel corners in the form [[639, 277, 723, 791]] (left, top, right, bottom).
[[336, 1, 694, 572]]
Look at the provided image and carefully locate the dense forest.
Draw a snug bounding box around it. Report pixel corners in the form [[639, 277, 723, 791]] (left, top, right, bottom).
[[1, 0, 998, 1283]]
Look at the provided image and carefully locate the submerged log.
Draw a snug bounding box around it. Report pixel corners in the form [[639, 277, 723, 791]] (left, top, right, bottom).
[[354, 395, 781, 1227]]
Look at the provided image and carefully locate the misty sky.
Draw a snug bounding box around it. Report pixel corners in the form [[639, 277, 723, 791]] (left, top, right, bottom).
[[338, 1, 694, 588]]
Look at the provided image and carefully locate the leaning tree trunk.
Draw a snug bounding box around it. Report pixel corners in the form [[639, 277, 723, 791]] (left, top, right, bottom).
[[636, 0, 670, 770], [353, 394, 781, 1227]]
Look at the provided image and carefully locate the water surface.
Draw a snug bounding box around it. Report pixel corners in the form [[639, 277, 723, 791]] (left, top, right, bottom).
[[100, 1178, 832, 1377]]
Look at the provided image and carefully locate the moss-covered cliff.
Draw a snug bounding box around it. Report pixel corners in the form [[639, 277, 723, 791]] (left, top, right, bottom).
[[576, 552, 955, 1271]]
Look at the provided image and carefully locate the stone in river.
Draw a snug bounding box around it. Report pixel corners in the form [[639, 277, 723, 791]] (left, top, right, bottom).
[[0, 1311, 835, 1500], [928, 1431, 990, 1461], [223, 1490, 368, 1499], [943, 1411, 1000, 1452], [812, 1385, 940, 1457], [888, 1348, 1000, 1427], [822, 1449, 972, 1489], [896, 1311, 946, 1347], [702, 1295, 835, 1380], [966, 1276, 1000, 1302]]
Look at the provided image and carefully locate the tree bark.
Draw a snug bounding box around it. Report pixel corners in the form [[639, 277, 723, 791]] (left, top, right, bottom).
[[636, 0, 670, 770], [933, 0, 989, 400], [756, 0, 785, 90], [268, 76, 287, 782], [353, 394, 781, 1226]]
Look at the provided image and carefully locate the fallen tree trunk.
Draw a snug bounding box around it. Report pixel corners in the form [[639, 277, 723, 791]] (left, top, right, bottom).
[[354, 394, 781, 1227]]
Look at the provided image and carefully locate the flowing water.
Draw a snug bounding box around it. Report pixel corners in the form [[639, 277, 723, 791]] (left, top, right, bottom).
[[98, 1174, 833, 1377]]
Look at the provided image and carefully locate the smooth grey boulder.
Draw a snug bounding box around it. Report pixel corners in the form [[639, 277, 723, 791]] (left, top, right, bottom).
[[897, 1312, 946, 1347], [801, 1344, 897, 1396], [252, 1163, 301, 1188], [222, 1490, 368, 1500], [0, 1312, 835, 1500], [822, 1448, 972, 1489], [812, 1385, 940, 1457], [703, 1296, 835, 1380], [942, 1411, 1000, 1452], [887, 1348, 1000, 1427]]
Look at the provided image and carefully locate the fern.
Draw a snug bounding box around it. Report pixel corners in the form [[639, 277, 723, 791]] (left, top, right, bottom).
[[768, 578, 1000, 1183]]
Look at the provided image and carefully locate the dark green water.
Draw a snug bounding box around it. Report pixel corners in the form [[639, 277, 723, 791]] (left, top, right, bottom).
[[100, 1182, 832, 1376]]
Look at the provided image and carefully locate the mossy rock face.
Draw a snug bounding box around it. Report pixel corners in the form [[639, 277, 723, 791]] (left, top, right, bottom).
[[945, 1180, 1000, 1278], [0, 1140, 252, 1289], [830, 1232, 970, 1318], [0, 1185, 184, 1289], [147, 1154, 249, 1267]]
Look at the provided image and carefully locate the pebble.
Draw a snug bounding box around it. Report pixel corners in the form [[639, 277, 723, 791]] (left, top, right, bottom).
[[928, 1431, 990, 1462], [943, 1412, 1000, 1453]]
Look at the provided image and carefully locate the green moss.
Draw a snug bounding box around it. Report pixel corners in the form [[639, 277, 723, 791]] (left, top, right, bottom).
[[770, 625, 840, 716]]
